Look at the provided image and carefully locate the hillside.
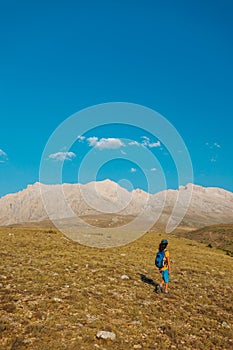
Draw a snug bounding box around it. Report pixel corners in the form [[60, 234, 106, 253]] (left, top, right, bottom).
[[0, 226, 232, 349], [0, 181, 233, 229], [175, 224, 233, 254]]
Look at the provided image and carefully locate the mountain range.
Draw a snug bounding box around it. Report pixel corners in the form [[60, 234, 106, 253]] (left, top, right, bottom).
[[0, 180, 233, 228]]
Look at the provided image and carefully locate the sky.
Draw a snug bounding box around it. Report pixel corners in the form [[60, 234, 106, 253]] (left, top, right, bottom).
[[0, 0, 233, 197]]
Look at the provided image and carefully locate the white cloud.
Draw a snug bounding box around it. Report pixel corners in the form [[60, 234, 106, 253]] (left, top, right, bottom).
[[148, 141, 161, 148], [141, 136, 150, 142], [150, 167, 157, 172], [87, 136, 99, 147], [85, 136, 161, 150], [141, 136, 161, 148], [128, 141, 140, 146], [141, 136, 150, 146], [0, 149, 7, 156], [130, 167, 137, 173], [121, 150, 127, 155], [214, 142, 221, 148], [0, 149, 8, 162], [97, 138, 124, 149], [77, 135, 85, 142], [87, 137, 124, 150], [205, 142, 221, 149], [205, 142, 221, 163], [85, 135, 162, 151], [210, 157, 217, 163], [48, 151, 76, 161]]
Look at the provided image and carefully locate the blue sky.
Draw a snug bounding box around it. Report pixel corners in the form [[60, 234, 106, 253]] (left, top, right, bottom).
[[0, 0, 232, 197]]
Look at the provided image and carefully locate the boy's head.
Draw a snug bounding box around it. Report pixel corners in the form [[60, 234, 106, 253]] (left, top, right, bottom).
[[159, 239, 168, 251], [161, 239, 168, 245]]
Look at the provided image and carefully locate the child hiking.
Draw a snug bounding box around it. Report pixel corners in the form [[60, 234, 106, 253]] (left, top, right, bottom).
[[155, 239, 171, 293]]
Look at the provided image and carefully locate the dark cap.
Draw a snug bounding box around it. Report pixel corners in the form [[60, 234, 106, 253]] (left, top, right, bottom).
[[161, 239, 168, 244]]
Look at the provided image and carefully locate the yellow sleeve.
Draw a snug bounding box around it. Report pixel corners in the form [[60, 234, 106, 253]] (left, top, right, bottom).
[[161, 250, 170, 271]]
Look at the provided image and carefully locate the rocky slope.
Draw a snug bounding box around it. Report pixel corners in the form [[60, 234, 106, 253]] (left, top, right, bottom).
[[0, 180, 233, 227]]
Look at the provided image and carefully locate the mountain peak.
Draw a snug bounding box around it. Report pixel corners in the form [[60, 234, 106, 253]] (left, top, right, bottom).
[[0, 181, 233, 227]]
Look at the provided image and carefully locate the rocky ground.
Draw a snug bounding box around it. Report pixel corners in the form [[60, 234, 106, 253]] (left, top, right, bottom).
[[0, 226, 232, 349]]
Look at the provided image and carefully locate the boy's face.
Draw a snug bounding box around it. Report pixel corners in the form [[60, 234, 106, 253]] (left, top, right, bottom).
[[161, 243, 168, 249]]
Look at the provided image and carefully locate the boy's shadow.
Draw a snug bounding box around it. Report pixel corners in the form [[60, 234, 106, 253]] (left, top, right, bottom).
[[139, 274, 161, 293]]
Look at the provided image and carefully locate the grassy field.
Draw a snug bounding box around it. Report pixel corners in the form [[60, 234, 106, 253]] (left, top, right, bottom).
[[175, 224, 233, 254], [0, 226, 232, 349]]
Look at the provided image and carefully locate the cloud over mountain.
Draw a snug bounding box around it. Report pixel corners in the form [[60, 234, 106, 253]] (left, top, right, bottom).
[[87, 137, 125, 150], [141, 136, 161, 148], [48, 152, 76, 161], [78, 136, 161, 150]]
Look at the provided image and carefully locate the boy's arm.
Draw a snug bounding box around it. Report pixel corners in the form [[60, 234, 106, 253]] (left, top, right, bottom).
[[167, 254, 171, 273]]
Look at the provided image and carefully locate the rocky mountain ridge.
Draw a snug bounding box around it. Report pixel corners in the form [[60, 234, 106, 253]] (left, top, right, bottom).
[[0, 180, 233, 227]]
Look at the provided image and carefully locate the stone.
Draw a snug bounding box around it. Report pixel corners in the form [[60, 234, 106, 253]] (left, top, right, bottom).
[[222, 321, 230, 329], [130, 320, 141, 325], [121, 274, 130, 280], [77, 323, 84, 327], [53, 297, 63, 302], [96, 331, 116, 340]]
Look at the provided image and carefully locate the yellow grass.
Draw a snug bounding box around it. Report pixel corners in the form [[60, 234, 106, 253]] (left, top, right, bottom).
[[0, 226, 232, 349]]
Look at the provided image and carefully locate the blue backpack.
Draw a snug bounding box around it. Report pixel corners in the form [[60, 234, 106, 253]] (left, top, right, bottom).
[[155, 250, 166, 268]]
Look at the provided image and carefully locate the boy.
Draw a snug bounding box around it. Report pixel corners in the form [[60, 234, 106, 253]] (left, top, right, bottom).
[[158, 239, 171, 293]]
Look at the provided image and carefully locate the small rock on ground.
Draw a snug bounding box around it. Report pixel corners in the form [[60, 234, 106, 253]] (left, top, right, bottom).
[[96, 331, 116, 340], [121, 274, 129, 280]]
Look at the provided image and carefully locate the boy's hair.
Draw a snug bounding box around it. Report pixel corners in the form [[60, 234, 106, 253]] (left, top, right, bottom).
[[159, 239, 168, 252]]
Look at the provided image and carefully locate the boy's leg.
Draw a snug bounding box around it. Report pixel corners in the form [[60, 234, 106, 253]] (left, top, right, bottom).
[[162, 270, 169, 293], [159, 270, 164, 289]]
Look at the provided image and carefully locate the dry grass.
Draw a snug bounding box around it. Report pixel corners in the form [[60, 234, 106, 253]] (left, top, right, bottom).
[[0, 226, 232, 349], [175, 224, 233, 254]]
